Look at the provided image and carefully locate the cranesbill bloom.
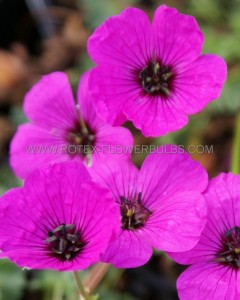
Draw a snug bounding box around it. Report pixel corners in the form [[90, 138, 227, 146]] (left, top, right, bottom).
[[0, 162, 120, 271], [89, 145, 208, 268], [10, 71, 133, 178], [171, 173, 240, 300], [88, 5, 227, 136]]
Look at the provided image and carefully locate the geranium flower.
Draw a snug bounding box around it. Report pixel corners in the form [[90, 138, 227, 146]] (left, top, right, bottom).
[[87, 5, 227, 136], [170, 173, 240, 299], [10, 71, 133, 178], [89, 145, 208, 268], [0, 162, 120, 271]]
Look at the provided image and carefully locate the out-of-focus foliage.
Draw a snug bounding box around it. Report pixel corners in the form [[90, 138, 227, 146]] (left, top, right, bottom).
[[0, 0, 239, 299], [0, 261, 25, 300]]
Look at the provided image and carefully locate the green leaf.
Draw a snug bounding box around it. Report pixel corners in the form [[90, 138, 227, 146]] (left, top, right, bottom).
[[231, 113, 240, 174]]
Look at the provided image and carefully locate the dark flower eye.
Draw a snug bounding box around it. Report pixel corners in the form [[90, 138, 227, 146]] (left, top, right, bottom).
[[119, 193, 152, 230], [9, 71, 133, 178], [216, 226, 240, 269], [45, 223, 86, 261], [87, 5, 226, 136], [90, 144, 208, 268], [175, 173, 240, 300], [0, 162, 120, 271]]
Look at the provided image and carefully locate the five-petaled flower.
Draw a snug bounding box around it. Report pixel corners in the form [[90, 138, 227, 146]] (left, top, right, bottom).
[[89, 145, 208, 268], [0, 162, 120, 271], [170, 173, 240, 300], [10, 71, 133, 179], [2, 3, 233, 295], [88, 5, 227, 136]]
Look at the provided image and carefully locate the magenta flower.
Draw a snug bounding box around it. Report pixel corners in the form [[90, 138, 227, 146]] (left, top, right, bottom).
[[10, 71, 133, 179], [89, 145, 208, 268], [88, 5, 227, 136], [170, 173, 240, 299], [0, 162, 120, 271]]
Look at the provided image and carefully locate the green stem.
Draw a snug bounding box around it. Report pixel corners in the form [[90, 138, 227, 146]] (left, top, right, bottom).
[[84, 263, 110, 293], [231, 112, 240, 174], [86, 152, 92, 167], [73, 271, 91, 300], [76, 105, 89, 134]]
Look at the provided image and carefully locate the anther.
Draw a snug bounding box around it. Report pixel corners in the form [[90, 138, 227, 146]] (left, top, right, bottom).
[[217, 226, 240, 269], [45, 223, 85, 261], [140, 62, 174, 96], [120, 193, 152, 230]]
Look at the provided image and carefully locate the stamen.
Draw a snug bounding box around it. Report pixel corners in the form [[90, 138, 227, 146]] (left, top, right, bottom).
[[217, 226, 240, 268], [45, 223, 86, 261], [119, 193, 152, 230], [140, 62, 174, 96], [66, 121, 95, 156]]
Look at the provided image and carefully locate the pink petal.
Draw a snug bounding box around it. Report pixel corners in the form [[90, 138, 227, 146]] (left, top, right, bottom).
[[177, 263, 237, 300], [89, 65, 188, 135], [0, 249, 75, 271], [173, 54, 227, 114], [88, 7, 152, 68], [169, 173, 240, 265], [0, 163, 120, 271], [87, 7, 153, 126], [168, 197, 222, 264], [77, 71, 134, 159], [101, 229, 152, 268], [89, 158, 139, 203], [0, 188, 46, 250], [88, 5, 227, 136], [10, 124, 73, 178], [152, 5, 203, 66], [169, 221, 221, 265], [77, 70, 104, 127], [70, 181, 121, 271], [204, 173, 240, 224], [144, 191, 207, 252], [138, 145, 208, 208], [123, 92, 189, 136], [24, 72, 78, 129], [23, 162, 92, 224], [92, 125, 133, 162], [89, 65, 137, 125], [137, 147, 208, 252]]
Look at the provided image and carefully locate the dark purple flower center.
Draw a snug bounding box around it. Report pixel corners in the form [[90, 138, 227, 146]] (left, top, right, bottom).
[[45, 223, 86, 261], [217, 226, 240, 268], [66, 121, 95, 156], [140, 62, 174, 96], [119, 192, 152, 230]]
